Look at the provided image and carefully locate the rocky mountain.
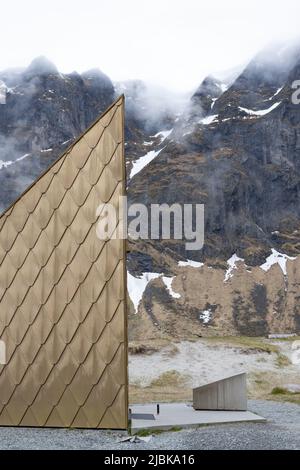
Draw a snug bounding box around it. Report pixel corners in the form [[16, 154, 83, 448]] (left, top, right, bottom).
[[130, 45, 300, 262], [1, 48, 300, 337], [0, 57, 117, 210], [127, 44, 300, 337], [0, 57, 180, 213]]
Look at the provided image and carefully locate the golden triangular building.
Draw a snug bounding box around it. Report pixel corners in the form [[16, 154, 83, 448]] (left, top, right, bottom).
[[0, 96, 128, 428]]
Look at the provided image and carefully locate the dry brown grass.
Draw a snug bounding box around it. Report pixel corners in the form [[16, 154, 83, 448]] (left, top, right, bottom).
[[129, 340, 181, 361], [248, 370, 300, 405], [129, 370, 191, 404], [205, 336, 279, 354], [149, 370, 189, 387], [129, 385, 191, 404]]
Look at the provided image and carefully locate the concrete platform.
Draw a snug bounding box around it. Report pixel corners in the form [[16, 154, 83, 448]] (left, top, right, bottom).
[[131, 403, 266, 434]]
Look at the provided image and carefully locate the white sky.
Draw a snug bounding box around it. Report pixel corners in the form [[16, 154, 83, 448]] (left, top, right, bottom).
[[1, 0, 300, 91]]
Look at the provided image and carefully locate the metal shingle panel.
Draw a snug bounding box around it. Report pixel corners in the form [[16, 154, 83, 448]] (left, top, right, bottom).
[[0, 96, 128, 429]]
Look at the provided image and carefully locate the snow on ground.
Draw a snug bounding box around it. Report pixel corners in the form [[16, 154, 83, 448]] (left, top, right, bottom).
[[0, 160, 13, 170], [239, 101, 281, 117], [210, 98, 218, 109], [178, 259, 204, 268], [128, 250, 298, 313], [143, 140, 154, 146], [199, 309, 212, 324], [267, 87, 283, 100], [162, 276, 181, 299], [127, 272, 161, 313], [199, 114, 218, 125], [218, 83, 228, 93], [153, 129, 173, 141], [0, 153, 31, 170], [260, 249, 296, 275], [16, 153, 30, 162], [224, 254, 245, 282], [130, 148, 164, 179], [128, 272, 182, 312]]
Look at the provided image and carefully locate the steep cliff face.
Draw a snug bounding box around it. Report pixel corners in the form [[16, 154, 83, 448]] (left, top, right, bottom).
[[127, 45, 300, 336], [190, 75, 226, 116], [129, 45, 300, 266], [0, 59, 176, 212]]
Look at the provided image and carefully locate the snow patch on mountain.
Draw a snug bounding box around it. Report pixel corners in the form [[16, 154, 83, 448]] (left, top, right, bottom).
[[239, 102, 281, 117], [0, 160, 13, 170], [143, 140, 154, 146], [199, 114, 218, 125], [153, 129, 173, 141], [0, 153, 31, 171], [127, 272, 161, 313], [162, 276, 181, 299], [211, 98, 218, 109], [178, 259, 204, 268], [224, 254, 245, 282], [222, 249, 297, 280], [16, 153, 30, 162], [218, 83, 228, 93], [267, 87, 283, 101], [130, 147, 164, 179], [128, 272, 181, 312], [199, 309, 212, 324], [260, 249, 296, 275]]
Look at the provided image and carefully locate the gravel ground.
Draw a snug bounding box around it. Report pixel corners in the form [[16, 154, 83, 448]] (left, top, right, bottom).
[[0, 400, 299, 450]]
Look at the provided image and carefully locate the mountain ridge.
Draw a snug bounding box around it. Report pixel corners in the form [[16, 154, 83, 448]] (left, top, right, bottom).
[[1, 48, 300, 336]]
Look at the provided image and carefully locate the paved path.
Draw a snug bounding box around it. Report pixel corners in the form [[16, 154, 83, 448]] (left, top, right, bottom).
[[0, 400, 299, 450], [131, 402, 265, 433]]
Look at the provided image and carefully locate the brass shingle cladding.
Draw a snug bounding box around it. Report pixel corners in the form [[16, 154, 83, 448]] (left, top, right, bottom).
[[0, 96, 128, 428]]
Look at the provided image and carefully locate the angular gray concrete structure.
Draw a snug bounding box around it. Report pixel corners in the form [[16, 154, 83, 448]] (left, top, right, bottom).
[[193, 372, 247, 411]]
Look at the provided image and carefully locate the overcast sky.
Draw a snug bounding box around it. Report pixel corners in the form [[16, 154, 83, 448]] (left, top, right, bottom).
[[1, 0, 300, 91]]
